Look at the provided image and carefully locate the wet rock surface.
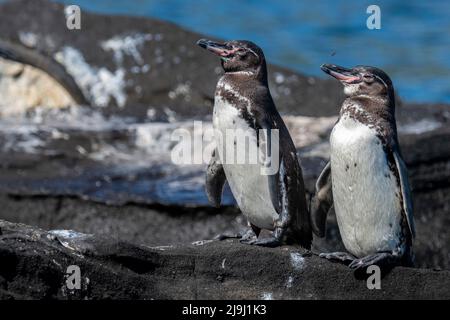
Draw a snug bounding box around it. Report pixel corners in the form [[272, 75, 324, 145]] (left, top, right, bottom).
[[0, 219, 449, 300], [0, 0, 448, 299]]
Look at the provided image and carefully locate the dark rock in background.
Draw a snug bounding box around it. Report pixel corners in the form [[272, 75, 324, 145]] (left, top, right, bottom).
[[0, 0, 343, 119]]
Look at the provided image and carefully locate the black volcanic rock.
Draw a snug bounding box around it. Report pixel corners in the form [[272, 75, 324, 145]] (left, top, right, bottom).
[[0, 219, 449, 300]]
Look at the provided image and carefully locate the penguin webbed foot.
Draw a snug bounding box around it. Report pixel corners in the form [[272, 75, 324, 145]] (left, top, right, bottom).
[[348, 251, 400, 270], [242, 227, 286, 247], [214, 233, 241, 241], [214, 227, 257, 242], [319, 251, 356, 265], [238, 228, 259, 243], [244, 236, 281, 248]]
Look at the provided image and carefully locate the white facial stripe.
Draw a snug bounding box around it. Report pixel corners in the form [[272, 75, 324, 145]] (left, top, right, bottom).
[[372, 74, 388, 89], [227, 70, 255, 76], [342, 73, 389, 96], [246, 48, 259, 58]]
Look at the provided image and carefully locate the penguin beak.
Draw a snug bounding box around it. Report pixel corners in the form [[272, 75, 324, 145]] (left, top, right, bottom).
[[321, 64, 361, 83], [196, 39, 237, 59]]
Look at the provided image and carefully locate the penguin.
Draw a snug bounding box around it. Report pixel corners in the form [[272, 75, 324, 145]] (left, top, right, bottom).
[[197, 39, 311, 248], [311, 63, 415, 269]]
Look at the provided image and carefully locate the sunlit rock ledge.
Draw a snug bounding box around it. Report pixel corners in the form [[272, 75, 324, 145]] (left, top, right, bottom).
[[0, 219, 449, 300]]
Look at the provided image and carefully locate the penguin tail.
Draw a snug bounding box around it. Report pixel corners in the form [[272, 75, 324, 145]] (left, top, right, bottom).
[[300, 229, 313, 250], [288, 225, 312, 250]]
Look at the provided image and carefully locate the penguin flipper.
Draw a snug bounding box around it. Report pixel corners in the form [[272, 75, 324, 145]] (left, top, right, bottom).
[[311, 161, 333, 237], [259, 124, 281, 214], [268, 173, 281, 214], [392, 150, 416, 239], [205, 149, 227, 207]]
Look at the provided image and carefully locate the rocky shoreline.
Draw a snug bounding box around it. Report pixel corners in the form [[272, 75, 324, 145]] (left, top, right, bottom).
[[0, 0, 449, 299], [1, 220, 449, 300]]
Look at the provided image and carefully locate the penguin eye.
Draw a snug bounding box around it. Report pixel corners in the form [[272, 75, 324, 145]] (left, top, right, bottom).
[[236, 48, 247, 56], [362, 74, 374, 83]]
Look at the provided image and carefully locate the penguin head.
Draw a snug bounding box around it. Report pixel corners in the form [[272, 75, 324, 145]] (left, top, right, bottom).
[[197, 39, 266, 76], [321, 64, 394, 100]]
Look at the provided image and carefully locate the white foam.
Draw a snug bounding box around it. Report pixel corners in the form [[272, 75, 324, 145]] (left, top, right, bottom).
[[168, 83, 192, 101], [18, 31, 38, 48], [399, 119, 442, 135], [274, 72, 285, 84], [133, 122, 178, 153], [54, 46, 127, 107], [0, 106, 127, 153], [0, 121, 45, 153], [0, 106, 334, 171], [101, 33, 153, 65]]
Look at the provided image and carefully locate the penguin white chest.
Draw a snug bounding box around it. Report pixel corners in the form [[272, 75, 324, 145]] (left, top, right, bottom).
[[212, 95, 277, 230], [330, 115, 403, 257]]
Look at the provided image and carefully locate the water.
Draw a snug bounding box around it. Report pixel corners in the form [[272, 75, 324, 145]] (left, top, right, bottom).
[[52, 0, 450, 104]]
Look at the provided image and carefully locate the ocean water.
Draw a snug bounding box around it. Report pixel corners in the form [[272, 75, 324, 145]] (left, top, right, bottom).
[[51, 0, 449, 104]]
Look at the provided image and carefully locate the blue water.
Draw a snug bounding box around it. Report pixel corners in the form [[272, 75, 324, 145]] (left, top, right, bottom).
[[41, 1, 450, 103]]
